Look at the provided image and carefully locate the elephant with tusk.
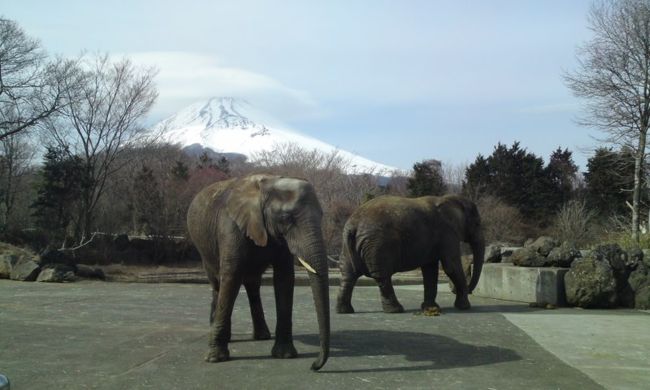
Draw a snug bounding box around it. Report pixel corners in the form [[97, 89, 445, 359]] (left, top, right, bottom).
[[187, 174, 330, 371]]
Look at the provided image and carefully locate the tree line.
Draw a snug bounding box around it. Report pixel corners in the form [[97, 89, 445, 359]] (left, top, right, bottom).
[[3, 0, 650, 255]]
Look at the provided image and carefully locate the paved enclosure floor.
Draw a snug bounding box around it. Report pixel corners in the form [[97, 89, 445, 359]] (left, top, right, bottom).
[[1, 279, 648, 389]]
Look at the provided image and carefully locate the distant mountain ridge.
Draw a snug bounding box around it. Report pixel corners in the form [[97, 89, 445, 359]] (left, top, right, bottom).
[[151, 97, 397, 174]]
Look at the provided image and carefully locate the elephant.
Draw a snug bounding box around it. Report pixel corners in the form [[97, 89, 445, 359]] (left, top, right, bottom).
[[335, 194, 484, 314], [187, 174, 330, 371]]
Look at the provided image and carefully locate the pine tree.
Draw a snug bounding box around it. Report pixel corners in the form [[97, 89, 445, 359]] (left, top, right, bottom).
[[407, 160, 447, 197], [584, 147, 636, 217], [463, 142, 557, 220], [546, 147, 579, 208], [31, 147, 89, 242]]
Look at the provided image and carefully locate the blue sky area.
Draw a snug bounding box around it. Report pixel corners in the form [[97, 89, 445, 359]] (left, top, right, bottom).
[[3, 0, 598, 171]]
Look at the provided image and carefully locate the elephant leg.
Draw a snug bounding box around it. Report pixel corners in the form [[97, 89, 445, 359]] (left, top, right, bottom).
[[421, 262, 441, 312], [205, 271, 242, 363], [207, 273, 220, 326], [336, 259, 361, 314], [440, 239, 471, 310], [271, 255, 298, 358], [243, 274, 271, 340], [377, 276, 404, 313]]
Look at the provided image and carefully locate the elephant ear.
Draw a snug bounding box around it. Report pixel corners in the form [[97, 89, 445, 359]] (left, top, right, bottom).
[[225, 175, 269, 247]]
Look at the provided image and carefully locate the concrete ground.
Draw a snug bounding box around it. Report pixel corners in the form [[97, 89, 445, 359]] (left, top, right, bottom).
[[0, 278, 648, 390]]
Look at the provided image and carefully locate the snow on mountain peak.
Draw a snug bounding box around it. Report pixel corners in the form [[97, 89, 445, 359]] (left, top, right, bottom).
[[151, 97, 397, 174]]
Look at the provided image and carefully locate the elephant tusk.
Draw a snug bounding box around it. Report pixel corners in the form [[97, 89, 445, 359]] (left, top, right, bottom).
[[297, 256, 318, 274]]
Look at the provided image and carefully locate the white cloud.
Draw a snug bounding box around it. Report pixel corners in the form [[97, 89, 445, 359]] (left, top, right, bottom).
[[127, 51, 321, 123]]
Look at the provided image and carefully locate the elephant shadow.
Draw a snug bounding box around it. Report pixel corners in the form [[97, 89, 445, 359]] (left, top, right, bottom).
[[294, 329, 521, 373]]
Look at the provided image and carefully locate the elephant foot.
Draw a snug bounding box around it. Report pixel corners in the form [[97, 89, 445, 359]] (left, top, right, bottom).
[[454, 296, 471, 310], [253, 326, 271, 340], [336, 302, 355, 314], [271, 341, 298, 359], [382, 302, 405, 313], [205, 346, 230, 363], [420, 302, 442, 316]]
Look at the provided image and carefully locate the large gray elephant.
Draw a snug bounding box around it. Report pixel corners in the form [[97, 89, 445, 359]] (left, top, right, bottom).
[[187, 174, 330, 371], [336, 194, 484, 314]]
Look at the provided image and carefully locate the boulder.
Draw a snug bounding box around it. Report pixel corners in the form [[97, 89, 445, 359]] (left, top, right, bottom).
[[510, 247, 548, 267], [635, 285, 650, 310], [37, 265, 76, 283], [0, 257, 11, 279], [485, 245, 502, 263], [10, 259, 41, 281], [591, 244, 628, 273], [500, 247, 515, 263], [527, 236, 560, 257], [626, 247, 643, 270], [628, 264, 649, 292], [75, 264, 105, 280], [546, 241, 581, 268], [39, 249, 76, 268], [565, 257, 617, 308]]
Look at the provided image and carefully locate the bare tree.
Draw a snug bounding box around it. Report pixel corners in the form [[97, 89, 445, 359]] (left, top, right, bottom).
[[0, 132, 35, 227], [565, 0, 650, 241], [0, 18, 75, 140], [43, 54, 158, 243]]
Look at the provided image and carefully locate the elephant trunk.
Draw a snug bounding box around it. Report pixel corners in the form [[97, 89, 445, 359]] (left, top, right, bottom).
[[289, 228, 330, 371], [467, 229, 485, 293]]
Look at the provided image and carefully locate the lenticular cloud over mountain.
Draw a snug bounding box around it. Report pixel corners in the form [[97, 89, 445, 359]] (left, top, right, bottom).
[[150, 97, 397, 174]]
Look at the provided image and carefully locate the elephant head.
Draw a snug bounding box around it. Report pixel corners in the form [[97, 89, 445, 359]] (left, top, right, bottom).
[[226, 174, 330, 370], [437, 195, 485, 293]]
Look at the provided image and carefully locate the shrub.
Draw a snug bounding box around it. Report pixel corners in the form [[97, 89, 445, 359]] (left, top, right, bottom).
[[475, 195, 529, 245], [552, 200, 596, 247]]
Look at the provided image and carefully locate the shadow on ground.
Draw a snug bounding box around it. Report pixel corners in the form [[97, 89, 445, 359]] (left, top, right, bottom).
[[295, 329, 521, 374]]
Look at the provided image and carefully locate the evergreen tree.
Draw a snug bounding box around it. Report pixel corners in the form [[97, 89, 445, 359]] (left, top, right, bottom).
[[464, 142, 556, 219], [584, 147, 636, 217], [407, 160, 447, 197], [31, 146, 89, 242], [546, 147, 579, 208]]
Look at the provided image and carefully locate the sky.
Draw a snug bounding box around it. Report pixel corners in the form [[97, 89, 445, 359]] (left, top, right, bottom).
[[3, 0, 599, 171]]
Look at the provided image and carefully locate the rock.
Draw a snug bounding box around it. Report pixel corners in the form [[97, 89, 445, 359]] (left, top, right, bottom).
[[628, 264, 649, 292], [39, 249, 76, 268], [547, 241, 581, 268], [524, 238, 535, 247], [626, 247, 643, 270], [500, 247, 515, 263], [635, 286, 650, 310], [528, 236, 560, 257], [485, 245, 502, 263], [589, 244, 634, 306], [37, 265, 76, 282], [75, 264, 105, 280], [511, 247, 548, 267], [565, 257, 617, 308], [591, 244, 628, 273], [0, 257, 11, 279], [10, 259, 41, 281]]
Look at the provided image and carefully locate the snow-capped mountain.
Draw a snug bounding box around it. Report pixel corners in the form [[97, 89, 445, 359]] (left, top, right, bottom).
[[150, 97, 397, 174]]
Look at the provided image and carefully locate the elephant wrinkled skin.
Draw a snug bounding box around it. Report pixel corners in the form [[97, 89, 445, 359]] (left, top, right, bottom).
[[336, 194, 484, 314], [187, 174, 330, 371]]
